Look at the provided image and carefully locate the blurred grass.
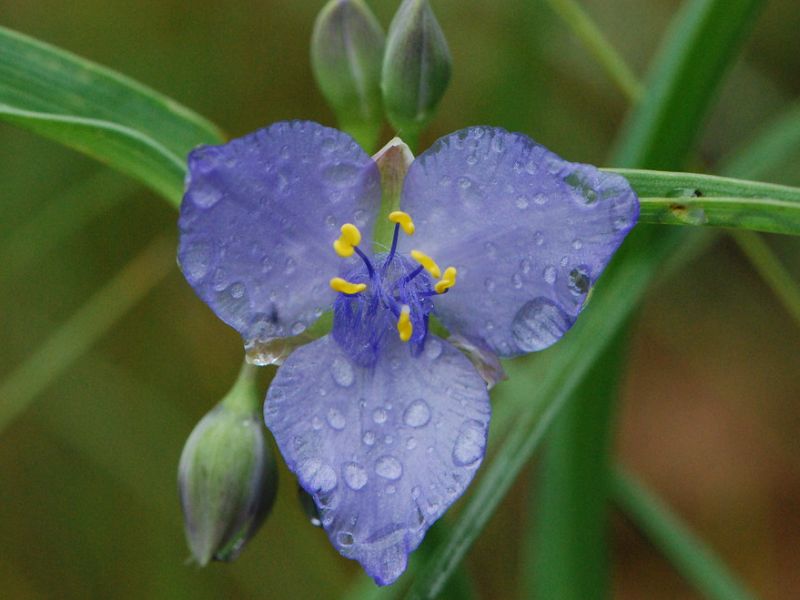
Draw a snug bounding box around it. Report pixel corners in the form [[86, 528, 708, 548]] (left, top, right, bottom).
[[0, 1, 799, 599]]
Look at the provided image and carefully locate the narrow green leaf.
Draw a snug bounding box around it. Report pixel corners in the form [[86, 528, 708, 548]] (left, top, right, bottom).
[[610, 0, 764, 170], [0, 234, 174, 434], [0, 25, 225, 202], [615, 169, 800, 235], [612, 468, 757, 600], [526, 328, 628, 600]]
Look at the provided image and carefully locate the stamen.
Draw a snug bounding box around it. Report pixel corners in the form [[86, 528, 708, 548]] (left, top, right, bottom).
[[410, 250, 441, 279], [385, 211, 415, 267], [330, 277, 367, 295], [397, 305, 413, 342], [388, 211, 415, 235], [333, 223, 362, 257], [434, 266, 457, 294]]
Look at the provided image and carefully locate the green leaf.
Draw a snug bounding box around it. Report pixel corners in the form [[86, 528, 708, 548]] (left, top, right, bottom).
[[526, 327, 628, 599], [0, 25, 224, 204], [613, 169, 800, 235], [610, 0, 764, 170], [612, 468, 757, 600]]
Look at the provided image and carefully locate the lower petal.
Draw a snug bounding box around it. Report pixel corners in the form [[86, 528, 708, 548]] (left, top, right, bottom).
[[264, 334, 491, 585]]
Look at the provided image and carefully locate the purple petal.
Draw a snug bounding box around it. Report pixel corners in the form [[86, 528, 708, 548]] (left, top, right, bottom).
[[178, 120, 381, 350], [264, 334, 490, 585], [398, 126, 638, 357]]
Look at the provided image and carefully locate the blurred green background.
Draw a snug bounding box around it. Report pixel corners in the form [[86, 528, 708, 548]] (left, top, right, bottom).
[[1, 0, 799, 598]]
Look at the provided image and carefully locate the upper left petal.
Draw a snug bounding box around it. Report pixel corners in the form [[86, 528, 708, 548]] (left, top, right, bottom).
[[178, 120, 381, 346], [264, 334, 490, 585]]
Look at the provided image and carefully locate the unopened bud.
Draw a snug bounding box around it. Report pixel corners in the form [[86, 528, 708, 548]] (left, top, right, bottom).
[[382, 0, 451, 144], [178, 363, 277, 565], [311, 0, 386, 152]]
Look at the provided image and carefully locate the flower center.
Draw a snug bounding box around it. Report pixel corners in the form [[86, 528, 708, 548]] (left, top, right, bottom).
[[329, 212, 457, 367]]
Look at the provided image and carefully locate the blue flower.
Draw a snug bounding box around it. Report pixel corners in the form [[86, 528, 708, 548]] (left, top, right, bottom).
[[177, 120, 638, 585]]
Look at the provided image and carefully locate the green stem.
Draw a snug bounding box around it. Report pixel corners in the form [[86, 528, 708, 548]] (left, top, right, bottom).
[[0, 234, 174, 434], [220, 361, 262, 415], [543, 0, 642, 102], [730, 230, 800, 328], [611, 467, 757, 600], [527, 328, 628, 599]]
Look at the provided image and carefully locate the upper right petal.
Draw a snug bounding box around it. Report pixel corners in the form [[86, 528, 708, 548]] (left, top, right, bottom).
[[178, 121, 381, 351]]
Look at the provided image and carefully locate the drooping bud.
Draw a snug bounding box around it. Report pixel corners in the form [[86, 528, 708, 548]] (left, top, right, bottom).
[[381, 0, 452, 147], [311, 0, 386, 152], [178, 362, 277, 565]]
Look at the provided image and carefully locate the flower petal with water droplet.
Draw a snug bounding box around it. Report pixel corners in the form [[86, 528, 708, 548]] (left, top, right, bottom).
[[397, 126, 638, 357], [264, 334, 490, 586]]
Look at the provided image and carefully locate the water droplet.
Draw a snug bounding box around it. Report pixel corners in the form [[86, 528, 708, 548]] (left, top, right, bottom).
[[533, 193, 547, 206], [411, 486, 421, 499], [572, 239, 583, 250], [515, 195, 529, 209], [331, 357, 354, 387], [406, 437, 418, 450], [564, 172, 598, 204], [534, 231, 544, 246], [353, 209, 368, 227], [375, 456, 403, 480], [384, 435, 394, 445], [543, 266, 557, 285], [276, 171, 289, 193], [511, 297, 573, 352], [363, 431, 376, 446], [284, 257, 296, 275], [452, 420, 487, 467], [229, 282, 245, 299], [458, 177, 472, 189], [511, 273, 523, 289], [312, 416, 323, 430], [403, 399, 431, 428], [466, 153, 478, 166], [291, 322, 306, 335], [424, 338, 442, 360], [322, 162, 361, 188], [191, 185, 221, 209], [520, 258, 532, 274], [181, 242, 212, 283], [439, 175, 452, 187], [491, 134, 505, 153], [337, 531, 354, 546], [326, 408, 346, 430], [299, 459, 338, 492], [484, 278, 496, 293], [426, 501, 440, 514], [372, 408, 388, 424], [568, 267, 591, 296], [343, 462, 368, 490]]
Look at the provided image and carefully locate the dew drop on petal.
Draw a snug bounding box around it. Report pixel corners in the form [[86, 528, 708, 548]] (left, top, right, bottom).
[[511, 273, 523, 289], [299, 459, 338, 492], [181, 242, 212, 283], [515, 195, 529, 209], [331, 357, 354, 387], [312, 416, 323, 430], [406, 437, 417, 450], [375, 456, 403, 480], [326, 408, 346, 430], [229, 282, 245, 299], [337, 531, 354, 546], [403, 399, 431, 428], [452, 420, 486, 467], [543, 266, 557, 285], [511, 297, 573, 352], [191, 185, 222, 209], [343, 462, 368, 491], [362, 431, 376, 446], [372, 408, 388, 424], [423, 338, 442, 360]]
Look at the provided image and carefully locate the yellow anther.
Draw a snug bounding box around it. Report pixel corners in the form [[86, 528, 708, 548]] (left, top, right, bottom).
[[397, 305, 413, 342], [330, 277, 367, 295], [333, 223, 362, 257], [435, 267, 458, 294], [389, 211, 415, 235], [410, 249, 441, 279]]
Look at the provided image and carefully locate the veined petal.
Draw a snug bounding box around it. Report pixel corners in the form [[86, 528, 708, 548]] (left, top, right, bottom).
[[178, 121, 381, 353], [398, 126, 638, 357], [264, 334, 490, 585]]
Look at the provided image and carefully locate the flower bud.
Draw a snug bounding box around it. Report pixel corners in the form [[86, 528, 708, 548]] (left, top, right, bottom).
[[178, 364, 277, 565], [311, 0, 385, 152], [382, 0, 452, 144]]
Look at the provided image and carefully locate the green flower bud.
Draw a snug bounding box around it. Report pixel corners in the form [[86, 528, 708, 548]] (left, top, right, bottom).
[[178, 363, 277, 565], [311, 0, 386, 152], [382, 0, 452, 146]]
